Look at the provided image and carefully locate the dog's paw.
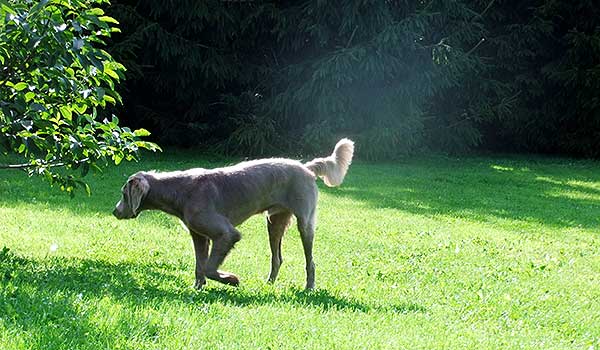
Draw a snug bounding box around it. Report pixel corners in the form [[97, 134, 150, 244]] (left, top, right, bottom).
[[304, 283, 315, 291], [194, 279, 206, 289], [207, 270, 240, 287], [220, 272, 240, 287]]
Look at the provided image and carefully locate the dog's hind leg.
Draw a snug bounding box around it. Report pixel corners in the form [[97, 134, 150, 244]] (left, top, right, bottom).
[[297, 211, 316, 290], [266, 211, 292, 283]]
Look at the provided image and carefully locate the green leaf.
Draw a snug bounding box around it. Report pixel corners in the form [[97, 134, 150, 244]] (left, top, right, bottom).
[[96, 87, 105, 100], [89, 55, 104, 72], [0, 0, 161, 196], [133, 128, 151, 137], [30, 0, 49, 15], [0, 0, 16, 15], [104, 68, 120, 80], [59, 106, 73, 120], [83, 182, 91, 196], [134, 141, 162, 152], [14, 82, 28, 91], [103, 95, 116, 105], [29, 103, 46, 112], [113, 152, 123, 165], [74, 103, 87, 114], [99, 16, 119, 25], [81, 162, 90, 177], [87, 8, 104, 16], [24, 91, 35, 102]]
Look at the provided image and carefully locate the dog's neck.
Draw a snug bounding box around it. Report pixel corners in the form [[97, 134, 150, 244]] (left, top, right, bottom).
[[141, 173, 186, 218]]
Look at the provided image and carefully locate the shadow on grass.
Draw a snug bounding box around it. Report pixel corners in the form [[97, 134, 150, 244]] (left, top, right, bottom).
[[323, 157, 600, 230], [199, 287, 425, 314], [0, 249, 424, 347], [0, 249, 424, 320]]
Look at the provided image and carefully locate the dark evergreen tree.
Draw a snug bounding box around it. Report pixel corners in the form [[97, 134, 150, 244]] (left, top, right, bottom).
[[473, 0, 600, 156], [105, 0, 600, 158], [107, 0, 489, 158]]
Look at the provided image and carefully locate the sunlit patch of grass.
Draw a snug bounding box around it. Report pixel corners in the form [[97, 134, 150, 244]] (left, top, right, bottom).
[[1, 152, 599, 349]]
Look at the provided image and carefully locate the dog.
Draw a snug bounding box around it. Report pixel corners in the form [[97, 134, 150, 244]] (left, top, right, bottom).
[[113, 138, 354, 290]]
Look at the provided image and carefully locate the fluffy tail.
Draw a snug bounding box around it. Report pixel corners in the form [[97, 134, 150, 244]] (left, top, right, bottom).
[[305, 138, 354, 187]]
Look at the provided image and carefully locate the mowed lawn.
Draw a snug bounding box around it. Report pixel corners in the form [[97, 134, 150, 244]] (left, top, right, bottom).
[[1, 152, 599, 349]]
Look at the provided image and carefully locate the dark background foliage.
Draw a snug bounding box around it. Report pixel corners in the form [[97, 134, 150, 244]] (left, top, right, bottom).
[[104, 0, 600, 159]]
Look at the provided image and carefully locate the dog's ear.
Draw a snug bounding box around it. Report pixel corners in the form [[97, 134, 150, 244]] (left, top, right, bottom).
[[127, 175, 149, 215]]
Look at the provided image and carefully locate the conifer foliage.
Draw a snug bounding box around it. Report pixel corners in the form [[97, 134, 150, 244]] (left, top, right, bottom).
[[477, 0, 600, 156], [107, 0, 600, 158]]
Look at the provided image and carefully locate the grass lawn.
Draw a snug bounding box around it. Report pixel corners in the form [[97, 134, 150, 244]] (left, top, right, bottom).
[[1, 151, 599, 349]]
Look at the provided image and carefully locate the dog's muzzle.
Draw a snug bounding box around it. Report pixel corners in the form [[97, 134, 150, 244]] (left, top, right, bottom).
[[113, 205, 137, 220]]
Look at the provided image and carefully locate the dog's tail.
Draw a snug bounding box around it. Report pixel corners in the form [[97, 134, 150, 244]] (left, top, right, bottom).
[[305, 138, 354, 187]]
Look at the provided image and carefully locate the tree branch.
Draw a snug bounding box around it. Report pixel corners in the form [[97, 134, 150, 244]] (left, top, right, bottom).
[[346, 26, 358, 48], [0, 157, 90, 170], [466, 37, 486, 55], [472, 0, 496, 22]]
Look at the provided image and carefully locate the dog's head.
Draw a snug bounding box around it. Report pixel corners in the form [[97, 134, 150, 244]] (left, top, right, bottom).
[[113, 172, 150, 220]]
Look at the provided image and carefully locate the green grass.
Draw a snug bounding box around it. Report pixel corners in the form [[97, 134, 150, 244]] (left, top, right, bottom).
[[1, 152, 599, 349]]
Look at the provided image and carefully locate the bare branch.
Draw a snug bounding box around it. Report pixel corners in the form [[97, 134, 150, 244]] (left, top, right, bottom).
[[0, 158, 90, 170], [472, 0, 496, 22], [346, 26, 358, 48], [466, 38, 486, 55]]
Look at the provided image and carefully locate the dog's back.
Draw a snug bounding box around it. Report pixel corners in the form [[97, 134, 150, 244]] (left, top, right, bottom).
[[205, 159, 317, 225]]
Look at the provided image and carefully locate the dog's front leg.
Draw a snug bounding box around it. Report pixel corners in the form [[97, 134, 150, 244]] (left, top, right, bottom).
[[204, 228, 242, 286], [190, 232, 209, 289], [186, 213, 242, 287]]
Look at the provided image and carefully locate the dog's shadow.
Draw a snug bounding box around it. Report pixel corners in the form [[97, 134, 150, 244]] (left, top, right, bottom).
[[195, 287, 424, 314], [0, 249, 424, 319]]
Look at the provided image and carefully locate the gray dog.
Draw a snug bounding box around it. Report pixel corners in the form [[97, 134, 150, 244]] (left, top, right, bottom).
[[113, 138, 354, 290]]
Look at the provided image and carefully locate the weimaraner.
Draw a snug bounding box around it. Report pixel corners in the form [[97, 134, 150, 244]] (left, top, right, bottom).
[[113, 138, 354, 290]]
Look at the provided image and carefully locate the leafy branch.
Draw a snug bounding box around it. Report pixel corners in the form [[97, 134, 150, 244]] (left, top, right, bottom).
[[0, 0, 161, 195]]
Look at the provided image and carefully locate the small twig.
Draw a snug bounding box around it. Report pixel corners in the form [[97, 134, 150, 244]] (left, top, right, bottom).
[[0, 157, 90, 170], [418, 0, 493, 54], [472, 0, 496, 22], [466, 38, 485, 55], [445, 116, 472, 129], [422, 38, 447, 49], [345, 26, 358, 48], [271, 48, 279, 66], [501, 90, 522, 103], [421, 0, 435, 12]]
